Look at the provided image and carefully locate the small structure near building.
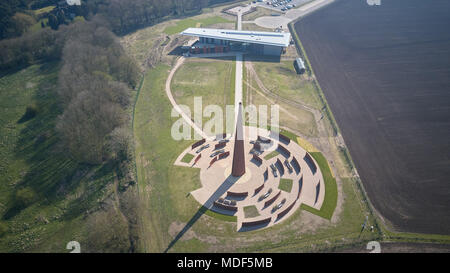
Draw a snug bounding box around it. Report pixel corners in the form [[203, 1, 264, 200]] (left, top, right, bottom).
[[294, 57, 306, 74]]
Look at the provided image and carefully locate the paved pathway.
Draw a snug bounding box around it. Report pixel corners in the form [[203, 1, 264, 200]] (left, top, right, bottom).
[[234, 53, 243, 123], [237, 10, 242, 30]]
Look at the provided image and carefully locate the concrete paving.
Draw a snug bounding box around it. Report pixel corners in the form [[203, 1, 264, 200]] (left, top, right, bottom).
[[175, 126, 325, 231], [253, 0, 335, 29], [234, 53, 243, 127]]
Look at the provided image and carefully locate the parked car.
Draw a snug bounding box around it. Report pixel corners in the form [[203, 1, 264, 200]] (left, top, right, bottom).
[[210, 149, 225, 157], [258, 188, 273, 201], [284, 160, 293, 173], [270, 164, 278, 177], [196, 144, 210, 153], [272, 198, 286, 212]]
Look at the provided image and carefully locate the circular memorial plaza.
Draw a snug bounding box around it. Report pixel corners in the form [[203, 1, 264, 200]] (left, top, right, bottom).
[[174, 126, 325, 231]]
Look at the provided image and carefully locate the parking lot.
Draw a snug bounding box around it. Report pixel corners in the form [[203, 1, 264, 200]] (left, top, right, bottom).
[[253, 0, 313, 12]]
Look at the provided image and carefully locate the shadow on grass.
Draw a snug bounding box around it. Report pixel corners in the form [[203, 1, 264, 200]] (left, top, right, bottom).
[[164, 174, 237, 253], [167, 47, 282, 63], [2, 62, 110, 222], [2, 204, 25, 220]]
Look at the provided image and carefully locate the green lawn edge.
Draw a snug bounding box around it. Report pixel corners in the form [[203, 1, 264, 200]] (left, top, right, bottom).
[[301, 152, 337, 220], [202, 206, 237, 222]]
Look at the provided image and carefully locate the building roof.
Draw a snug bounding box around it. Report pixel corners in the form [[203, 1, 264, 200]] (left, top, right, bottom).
[[295, 57, 305, 69], [181, 28, 291, 47]]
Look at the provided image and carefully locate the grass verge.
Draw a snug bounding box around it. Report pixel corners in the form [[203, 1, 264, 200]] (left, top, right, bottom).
[[300, 152, 337, 220], [264, 150, 279, 160]]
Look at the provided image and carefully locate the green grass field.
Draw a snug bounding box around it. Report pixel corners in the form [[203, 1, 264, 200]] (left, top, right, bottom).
[[300, 152, 338, 220], [245, 62, 318, 137], [32, 6, 56, 16], [28, 18, 48, 33], [263, 150, 279, 160], [172, 58, 235, 132], [164, 16, 233, 35], [278, 179, 293, 193], [0, 64, 130, 252], [181, 153, 195, 164], [252, 61, 322, 110], [243, 206, 260, 218]]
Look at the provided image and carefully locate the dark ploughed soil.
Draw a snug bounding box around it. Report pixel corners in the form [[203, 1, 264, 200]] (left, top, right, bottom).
[[335, 242, 450, 253], [294, 0, 450, 234]]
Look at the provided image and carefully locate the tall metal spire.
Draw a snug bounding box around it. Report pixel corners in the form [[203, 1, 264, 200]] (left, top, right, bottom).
[[232, 102, 245, 177]]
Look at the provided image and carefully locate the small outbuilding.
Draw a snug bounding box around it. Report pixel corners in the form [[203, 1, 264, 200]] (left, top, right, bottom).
[[294, 57, 306, 74]]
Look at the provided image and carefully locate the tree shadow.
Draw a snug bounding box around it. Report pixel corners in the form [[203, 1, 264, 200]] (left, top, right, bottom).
[[2, 204, 25, 220], [1, 61, 94, 221], [164, 174, 238, 253], [17, 109, 37, 124]]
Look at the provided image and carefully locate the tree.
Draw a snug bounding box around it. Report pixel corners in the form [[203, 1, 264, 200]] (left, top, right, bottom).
[[104, 127, 132, 163], [11, 12, 36, 35], [48, 13, 58, 30]]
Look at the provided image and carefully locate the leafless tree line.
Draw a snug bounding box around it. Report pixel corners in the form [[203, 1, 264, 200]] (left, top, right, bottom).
[[56, 19, 139, 166]]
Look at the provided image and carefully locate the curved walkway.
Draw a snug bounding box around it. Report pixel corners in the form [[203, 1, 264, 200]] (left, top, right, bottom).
[[165, 56, 208, 139]]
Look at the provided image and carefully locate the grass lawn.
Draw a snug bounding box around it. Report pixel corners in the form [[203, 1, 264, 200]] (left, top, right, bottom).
[[300, 152, 338, 220], [32, 6, 56, 16], [252, 60, 322, 110], [296, 136, 318, 153], [278, 179, 293, 193], [164, 16, 233, 35], [245, 64, 318, 137], [134, 64, 207, 252], [263, 150, 279, 160], [172, 58, 235, 132], [243, 206, 260, 218], [203, 207, 237, 222], [251, 88, 318, 137], [28, 18, 48, 33], [181, 153, 195, 164]]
